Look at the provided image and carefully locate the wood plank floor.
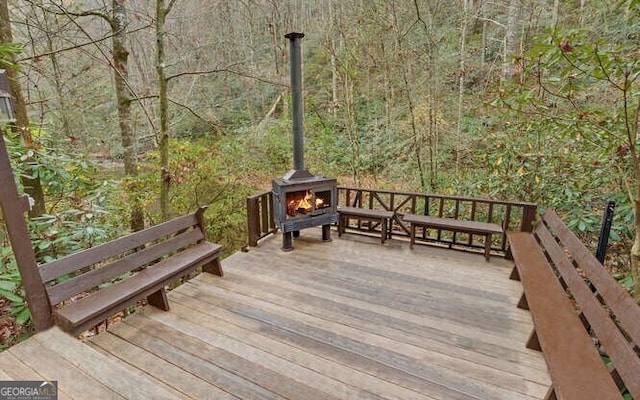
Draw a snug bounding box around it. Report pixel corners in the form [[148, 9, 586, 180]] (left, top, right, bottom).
[[0, 229, 550, 399]]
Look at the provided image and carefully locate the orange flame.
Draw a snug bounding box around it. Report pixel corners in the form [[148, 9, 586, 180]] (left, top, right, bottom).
[[287, 190, 324, 216]]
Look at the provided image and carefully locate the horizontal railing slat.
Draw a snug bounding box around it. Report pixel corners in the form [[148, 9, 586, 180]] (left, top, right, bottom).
[[245, 186, 536, 256], [336, 187, 536, 254]]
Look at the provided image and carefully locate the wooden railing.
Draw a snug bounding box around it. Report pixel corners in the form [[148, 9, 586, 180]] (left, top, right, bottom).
[[246, 190, 276, 247], [246, 186, 537, 255], [338, 186, 537, 254]]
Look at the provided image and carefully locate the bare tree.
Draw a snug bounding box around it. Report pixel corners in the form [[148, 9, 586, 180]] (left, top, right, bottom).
[[503, 0, 521, 82], [0, 0, 46, 218], [456, 0, 470, 173], [157, 0, 173, 221], [111, 0, 144, 230], [21, 1, 145, 230]]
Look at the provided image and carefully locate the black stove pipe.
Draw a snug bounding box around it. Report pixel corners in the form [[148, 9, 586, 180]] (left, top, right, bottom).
[[283, 32, 311, 180]]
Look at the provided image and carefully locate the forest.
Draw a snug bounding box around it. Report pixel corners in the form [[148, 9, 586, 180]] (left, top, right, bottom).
[[1, 0, 639, 348]]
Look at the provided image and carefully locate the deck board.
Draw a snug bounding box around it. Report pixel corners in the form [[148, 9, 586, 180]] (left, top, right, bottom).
[[0, 229, 550, 399], [190, 268, 548, 380], [9, 336, 123, 400]]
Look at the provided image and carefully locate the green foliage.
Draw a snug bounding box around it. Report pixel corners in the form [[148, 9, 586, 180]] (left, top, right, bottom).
[[1, 130, 125, 332], [28, 192, 119, 264], [0, 253, 32, 350], [482, 24, 640, 248], [0, 42, 23, 70], [5, 130, 125, 261], [128, 139, 255, 254], [0, 246, 30, 327], [602, 355, 633, 399]]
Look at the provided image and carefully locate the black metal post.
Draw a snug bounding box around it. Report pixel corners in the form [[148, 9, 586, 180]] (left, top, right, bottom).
[[283, 32, 311, 181], [322, 224, 331, 242], [282, 231, 293, 252], [595, 201, 615, 264], [287, 32, 304, 172]]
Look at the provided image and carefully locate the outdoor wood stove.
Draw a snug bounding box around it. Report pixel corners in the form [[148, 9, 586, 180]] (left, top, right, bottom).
[[272, 32, 338, 251]]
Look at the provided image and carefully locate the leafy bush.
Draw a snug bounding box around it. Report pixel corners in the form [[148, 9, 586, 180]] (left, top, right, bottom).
[[1, 130, 125, 336], [0, 246, 30, 329]]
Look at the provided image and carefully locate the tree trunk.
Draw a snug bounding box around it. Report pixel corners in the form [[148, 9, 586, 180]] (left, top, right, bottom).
[[480, 1, 487, 66], [37, 6, 74, 142], [112, 0, 144, 231], [331, 39, 338, 118], [579, 0, 587, 27], [503, 0, 521, 83], [456, 0, 469, 173], [344, 78, 360, 186], [0, 0, 45, 218], [632, 192, 640, 300], [156, 0, 171, 221], [551, 0, 560, 29]]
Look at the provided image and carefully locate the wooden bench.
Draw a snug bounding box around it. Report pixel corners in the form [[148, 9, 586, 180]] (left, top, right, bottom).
[[403, 213, 502, 261], [337, 206, 394, 244], [507, 208, 640, 400], [38, 207, 223, 336]]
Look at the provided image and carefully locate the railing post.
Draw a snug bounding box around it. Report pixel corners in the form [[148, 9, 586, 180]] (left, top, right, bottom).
[[268, 192, 275, 231], [520, 204, 537, 232], [260, 195, 269, 236], [247, 195, 259, 247], [0, 135, 52, 331]]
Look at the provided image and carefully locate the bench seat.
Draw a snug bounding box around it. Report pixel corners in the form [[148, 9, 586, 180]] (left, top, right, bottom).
[[403, 213, 502, 261], [53, 242, 221, 336], [41, 207, 223, 336], [507, 232, 620, 400], [337, 206, 394, 244], [507, 208, 640, 400]]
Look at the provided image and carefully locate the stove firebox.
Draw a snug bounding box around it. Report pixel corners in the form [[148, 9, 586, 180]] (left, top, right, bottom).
[[271, 32, 338, 251], [272, 176, 338, 236]]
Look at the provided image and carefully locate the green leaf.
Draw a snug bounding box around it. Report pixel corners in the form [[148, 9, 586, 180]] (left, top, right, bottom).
[[0, 289, 24, 303], [578, 220, 587, 231], [14, 307, 31, 326], [0, 280, 17, 291]]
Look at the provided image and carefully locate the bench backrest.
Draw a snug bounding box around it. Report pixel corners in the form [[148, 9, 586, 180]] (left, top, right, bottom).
[[39, 207, 208, 307], [535, 208, 640, 398]]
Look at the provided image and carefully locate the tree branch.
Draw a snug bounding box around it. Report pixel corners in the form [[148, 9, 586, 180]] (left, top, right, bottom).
[[593, 45, 624, 91], [23, 0, 111, 25], [166, 0, 179, 15], [168, 97, 222, 135], [167, 66, 288, 87]]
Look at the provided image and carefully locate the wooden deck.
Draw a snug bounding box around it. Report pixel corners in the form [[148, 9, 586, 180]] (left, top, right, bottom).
[[0, 229, 550, 399]]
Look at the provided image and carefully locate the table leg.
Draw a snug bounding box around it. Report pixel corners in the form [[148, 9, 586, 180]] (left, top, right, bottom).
[[410, 223, 416, 249], [484, 234, 491, 262]]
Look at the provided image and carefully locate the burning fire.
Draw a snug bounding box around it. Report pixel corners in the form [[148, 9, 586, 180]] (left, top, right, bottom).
[[287, 190, 324, 216]]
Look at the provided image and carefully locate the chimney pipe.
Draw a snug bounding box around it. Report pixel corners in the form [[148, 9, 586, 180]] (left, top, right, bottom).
[[283, 32, 312, 181]]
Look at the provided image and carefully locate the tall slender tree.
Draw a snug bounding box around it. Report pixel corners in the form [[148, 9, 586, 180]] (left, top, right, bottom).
[[503, 0, 521, 82], [456, 0, 470, 173], [156, 0, 174, 221], [0, 0, 46, 218], [20, 1, 145, 230], [111, 0, 144, 231]]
